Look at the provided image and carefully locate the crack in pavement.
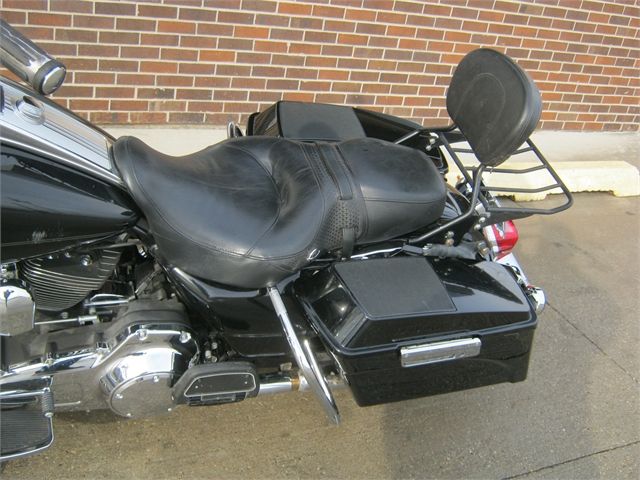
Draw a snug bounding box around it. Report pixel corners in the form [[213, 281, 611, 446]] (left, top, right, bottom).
[[547, 301, 638, 384], [502, 440, 640, 479]]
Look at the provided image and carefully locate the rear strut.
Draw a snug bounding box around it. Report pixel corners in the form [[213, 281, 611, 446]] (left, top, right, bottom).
[[267, 286, 340, 424]]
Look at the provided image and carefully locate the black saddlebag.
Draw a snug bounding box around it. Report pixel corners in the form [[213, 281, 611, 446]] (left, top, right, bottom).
[[294, 256, 537, 406]]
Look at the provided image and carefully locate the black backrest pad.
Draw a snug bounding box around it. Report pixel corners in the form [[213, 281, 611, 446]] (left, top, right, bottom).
[[446, 49, 542, 167]]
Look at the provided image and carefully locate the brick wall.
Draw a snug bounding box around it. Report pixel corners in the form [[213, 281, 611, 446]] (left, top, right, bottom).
[[1, 0, 638, 131]]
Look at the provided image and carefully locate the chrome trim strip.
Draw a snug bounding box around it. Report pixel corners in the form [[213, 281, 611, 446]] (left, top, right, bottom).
[[0, 76, 123, 186], [400, 337, 482, 368]]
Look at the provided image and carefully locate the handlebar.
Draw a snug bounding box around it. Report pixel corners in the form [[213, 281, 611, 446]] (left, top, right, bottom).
[[0, 19, 66, 95]]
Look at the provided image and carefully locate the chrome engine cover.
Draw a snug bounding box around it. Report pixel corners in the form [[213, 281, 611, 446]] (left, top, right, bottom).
[[0, 300, 198, 418]]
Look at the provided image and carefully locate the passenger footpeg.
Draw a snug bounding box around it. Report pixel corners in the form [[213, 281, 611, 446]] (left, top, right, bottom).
[[268, 287, 340, 424], [0, 379, 54, 461]]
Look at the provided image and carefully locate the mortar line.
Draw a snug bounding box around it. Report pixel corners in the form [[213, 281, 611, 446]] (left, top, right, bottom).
[[547, 301, 639, 384], [503, 440, 640, 479]]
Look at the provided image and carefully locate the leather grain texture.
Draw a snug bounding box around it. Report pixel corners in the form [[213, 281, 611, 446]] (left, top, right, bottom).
[[113, 136, 445, 288], [446, 48, 542, 167]]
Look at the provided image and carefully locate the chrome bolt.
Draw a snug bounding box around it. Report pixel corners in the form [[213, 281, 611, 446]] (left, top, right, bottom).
[[153, 375, 160, 383], [44, 412, 54, 418], [179, 331, 191, 343], [80, 255, 92, 266], [61, 311, 69, 319], [137, 329, 148, 341]]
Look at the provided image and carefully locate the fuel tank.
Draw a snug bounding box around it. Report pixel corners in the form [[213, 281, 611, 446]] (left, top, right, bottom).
[[0, 77, 138, 261]]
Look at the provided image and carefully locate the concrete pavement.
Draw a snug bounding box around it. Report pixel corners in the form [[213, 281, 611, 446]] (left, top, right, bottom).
[[3, 193, 639, 479]]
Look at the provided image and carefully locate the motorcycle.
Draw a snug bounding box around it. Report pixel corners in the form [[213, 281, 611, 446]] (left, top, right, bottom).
[[0, 19, 572, 462]]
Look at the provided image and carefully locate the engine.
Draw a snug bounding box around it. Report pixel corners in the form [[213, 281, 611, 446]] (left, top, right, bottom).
[[20, 248, 121, 311], [1, 299, 199, 417]]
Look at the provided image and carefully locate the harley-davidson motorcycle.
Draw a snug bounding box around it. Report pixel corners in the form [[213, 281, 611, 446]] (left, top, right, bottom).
[[0, 19, 572, 461]]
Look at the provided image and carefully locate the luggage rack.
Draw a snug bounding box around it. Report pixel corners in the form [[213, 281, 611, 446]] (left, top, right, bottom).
[[402, 126, 573, 244], [436, 125, 573, 217]]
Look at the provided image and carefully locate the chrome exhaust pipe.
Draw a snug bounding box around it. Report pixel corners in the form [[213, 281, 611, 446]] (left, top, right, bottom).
[[257, 374, 345, 396]]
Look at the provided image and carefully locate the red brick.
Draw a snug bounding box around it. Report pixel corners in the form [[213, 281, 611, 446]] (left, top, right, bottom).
[[140, 61, 178, 74], [156, 75, 193, 87], [29, 12, 71, 26], [267, 79, 299, 90], [198, 50, 235, 63], [158, 21, 195, 34], [213, 90, 248, 101], [143, 34, 180, 47], [179, 63, 216, 75], [74, 15, 114, 29], [242, 0, 278, 12], [117, 18, 156, 32], [130, 112, 169, 123], [290, 43, 322, 55], [55, 29, 97, 43], [100, 32, 140, 45], [162, 48, 198, 62], [95, 2, 137, 15], [278, 2, 312, 15], [197, 23, 234, 36], [96, 87, 136, 98], [306, 57, 338, 68], [138, 88, 176, 100], [179, 8, 217, 22], [74, 72, 116, 84], [273, 55, 304, 68], [235, 26, 269, 39], [255, 41, 288, 53], [305, 31, 338, 44], [90, 112, 129, 124], [218, 11, 255, 24], [117, 74, 155, 85], [78, 44, 118, 57], [138, 4, 178, 18], [69, 99, 110, 111], [255, 14, 289, 27], [269, 28, 304, 41], [120, 47, 161, 59], [169, 112, 204, 124], [231, 77, 267, 89], [3, 0, 47, 9], [318, 70, 349, 80]]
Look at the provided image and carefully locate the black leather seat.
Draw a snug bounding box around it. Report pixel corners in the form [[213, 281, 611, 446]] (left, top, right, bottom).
[[113, 136, 445, 289]]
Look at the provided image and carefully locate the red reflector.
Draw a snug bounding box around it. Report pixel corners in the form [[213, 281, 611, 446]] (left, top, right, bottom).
[[488, 220, 519, 259]]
